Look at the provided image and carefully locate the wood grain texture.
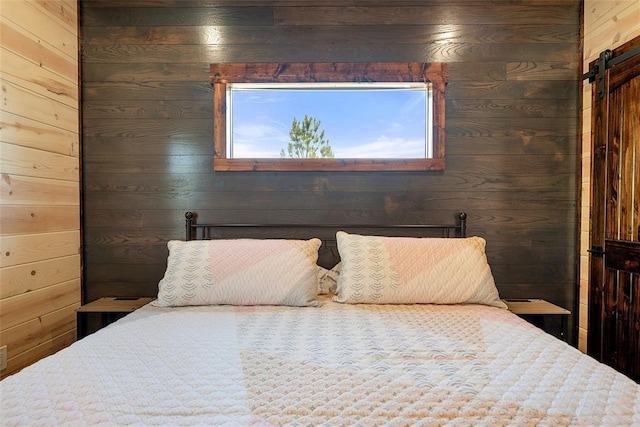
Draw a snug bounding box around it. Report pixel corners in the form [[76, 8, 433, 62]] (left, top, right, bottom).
[[1, 329, 76, 378], [506, 61, 579, 80], [81, 42, 578, 64], [1, 80, 78, 132], [0, 174, 80, 206], [0, 0, 80, 377], [273, 5, 578, 26], [1, 48, 78, 108], [1, 0, 77, 58], [0, 279, 80, 331], [0, 111, 79, 157], [0, 143, 79, 181], [0, 205, 80, 235], [601, 49, 640, 380], [81, 1, 581, 344], [0, 231, 80, 268], [586, 34, 640, 379], [82, 208, 574, 230], [580, 0, 640, 352], [0, 19, 77, 82], [83, 24, 578, 46], [82, 6, 274, 27], [210, 62, 448, 83], [1, 304, 78, 362], [1, 255, 82, 299]]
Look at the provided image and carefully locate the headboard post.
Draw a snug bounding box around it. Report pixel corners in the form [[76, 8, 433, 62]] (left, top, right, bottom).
[[185, 211, 194, 241], [459, 212, 467, 237]]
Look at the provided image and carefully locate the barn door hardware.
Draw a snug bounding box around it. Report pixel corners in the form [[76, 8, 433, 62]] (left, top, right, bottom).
[[587, 245, 605, 257], [583, 44, 640, 99]]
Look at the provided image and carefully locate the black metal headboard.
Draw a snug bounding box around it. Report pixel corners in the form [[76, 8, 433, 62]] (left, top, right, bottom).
[[184, 211, 467, 268]]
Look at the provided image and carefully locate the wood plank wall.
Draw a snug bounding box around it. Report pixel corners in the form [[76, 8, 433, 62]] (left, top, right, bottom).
[[580, 1, 640, 352], [0, 1, 80, 377], [81, 0, 581, 343]]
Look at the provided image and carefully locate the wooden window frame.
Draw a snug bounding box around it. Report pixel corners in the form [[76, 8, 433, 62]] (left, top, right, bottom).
[[210, 62, 448, 172]]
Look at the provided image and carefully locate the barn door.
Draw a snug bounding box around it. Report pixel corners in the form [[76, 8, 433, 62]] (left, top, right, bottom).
[[587, 36, 640, 382]]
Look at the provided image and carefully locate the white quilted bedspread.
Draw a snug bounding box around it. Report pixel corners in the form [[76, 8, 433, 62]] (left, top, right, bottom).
[[2, 298, 640, 426]]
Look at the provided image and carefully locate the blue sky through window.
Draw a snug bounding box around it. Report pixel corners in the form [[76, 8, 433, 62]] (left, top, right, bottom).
[[229, 86, 429, 158]]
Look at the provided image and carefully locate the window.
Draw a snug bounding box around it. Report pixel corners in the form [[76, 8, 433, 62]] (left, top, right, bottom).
[[227, 82, 433, 159], [210, 62, 448, 171]]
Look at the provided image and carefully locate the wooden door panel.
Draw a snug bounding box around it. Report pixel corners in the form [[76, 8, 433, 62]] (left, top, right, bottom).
[[608, 52, 640, 92], [600, 268, 617, 366], [605, 240, 640, 274], [609, 77, 639, 243], [633, 276, 640, 379], [603, 68, 640, 379], [588, 35, 640, 381], [587, 59, 609, 363]]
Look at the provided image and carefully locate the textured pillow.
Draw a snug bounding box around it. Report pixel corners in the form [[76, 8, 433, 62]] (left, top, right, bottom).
[[317, 262, 341, 295], [153, 238, 322, 307], [333, 232, 506, 308]]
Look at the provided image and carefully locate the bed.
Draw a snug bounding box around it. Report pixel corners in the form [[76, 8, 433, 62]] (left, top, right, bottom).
[[2, 212, 640, 426]]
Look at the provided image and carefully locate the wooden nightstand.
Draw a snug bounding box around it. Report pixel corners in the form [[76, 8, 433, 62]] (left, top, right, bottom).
[[76, 297, 154, 339], [502, 299, 571, 341]]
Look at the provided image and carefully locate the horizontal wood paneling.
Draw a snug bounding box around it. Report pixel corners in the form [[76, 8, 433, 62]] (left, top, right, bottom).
[[1, 80, 79, 132], [82, 208, 575, 230], [448, 98, 577, 118], [0, 279, 80, 332], [1, 255, 82, 299], [583, 1, 640, 60], [0, 0, 77, 58], [0, 205, 80, 235], [82, 43, 578, 63], [82, 189, 575, 211], [82, 24, 578, 45], [446, 80, 577, 99], [82, 6, 274, 27], [506, 61, 579, 80], [1, 329, 76, 378], [273, 6, 578, 26], [37, 0, 77, 27], [83, 100, 212, 119], [0, 231, 80, 268], [81, 1, 581, 344], [0, 19, 77, 83], [83, 61, 507, 84], [1, 48, 78, 109], [0, 174, 80, 206], [1, 143, 79, 181], [0, 0, 80, 377], [0, 304, 79, 360], [0, 111, 79, 157], [83, 171, 575, 193]]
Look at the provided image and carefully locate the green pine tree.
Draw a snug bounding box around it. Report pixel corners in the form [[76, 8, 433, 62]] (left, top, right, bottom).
[[281, 114, 334, 158]]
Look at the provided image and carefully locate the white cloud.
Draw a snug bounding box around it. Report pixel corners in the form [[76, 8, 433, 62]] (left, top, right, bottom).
[[234, 122, 287, 141], [336, 135, 425, 158], [232, 122, 288, 158]]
